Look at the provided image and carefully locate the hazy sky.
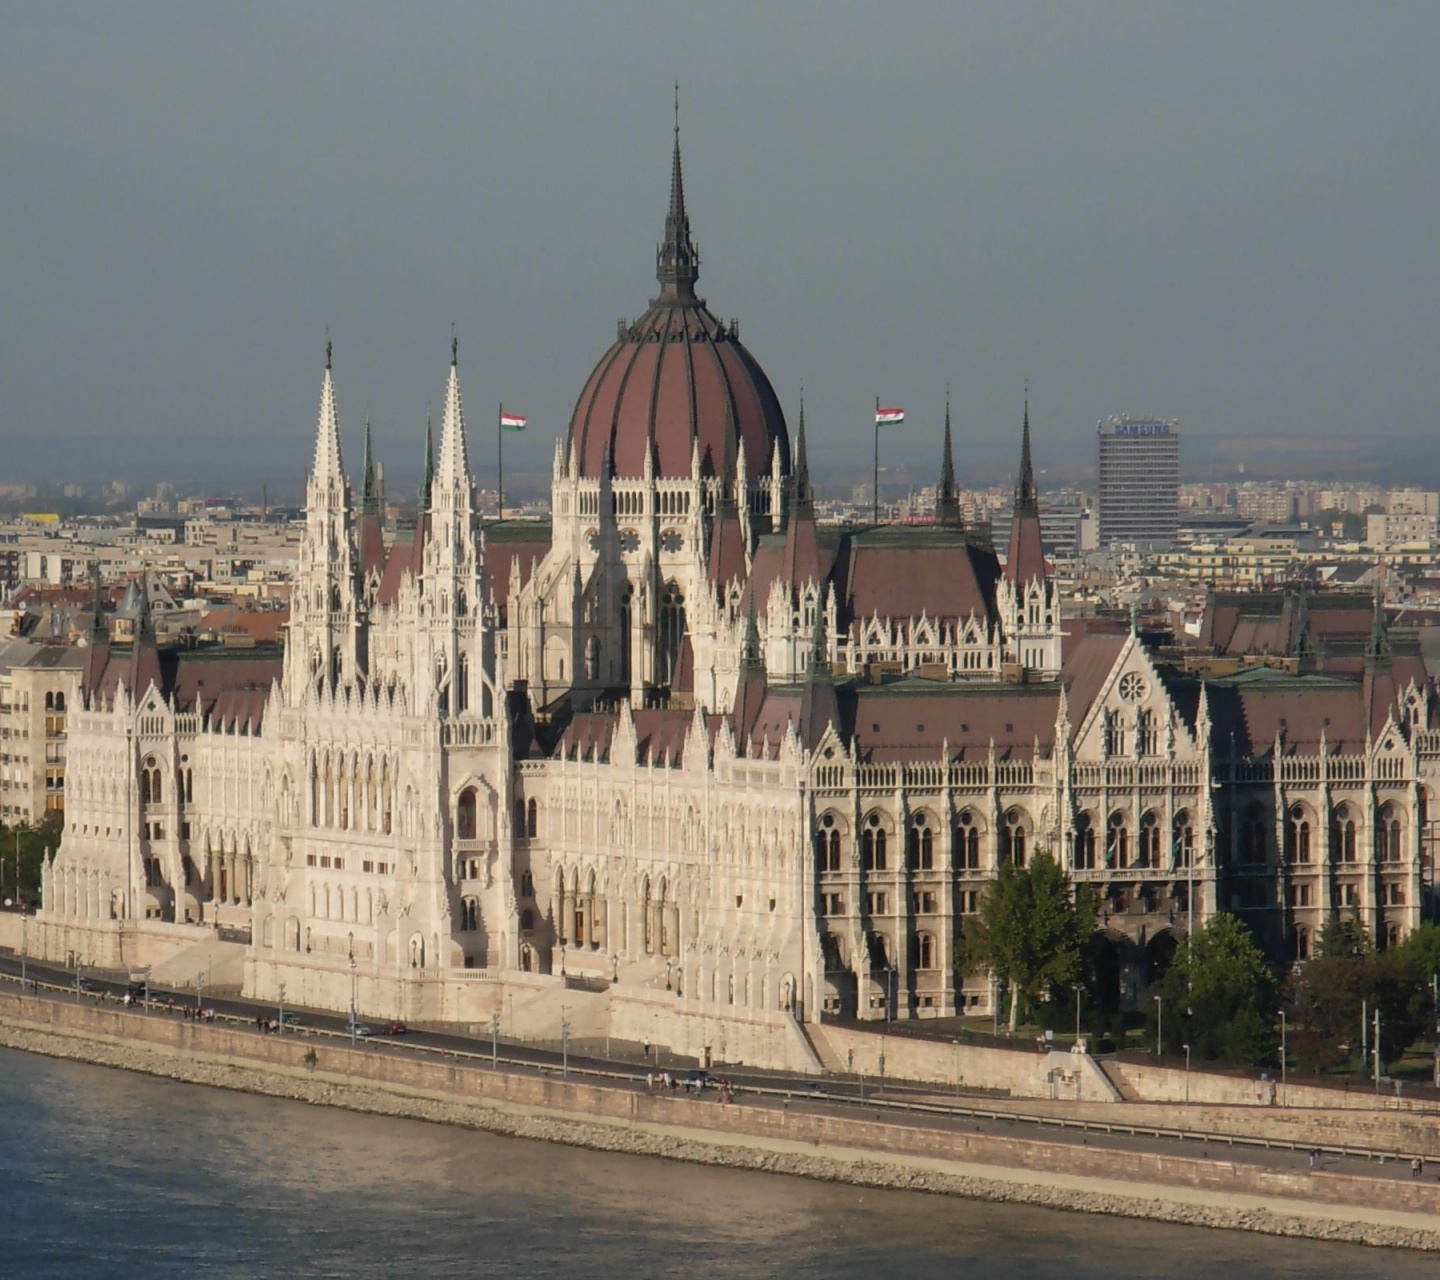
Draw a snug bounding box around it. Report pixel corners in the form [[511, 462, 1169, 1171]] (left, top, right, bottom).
[[3, 2, 1439, 494]]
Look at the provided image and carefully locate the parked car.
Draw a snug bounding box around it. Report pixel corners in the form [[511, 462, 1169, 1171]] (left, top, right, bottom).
[[78, 978, 99, 994], [381, 1021, 408, 1036], [346, 1020, 373, 1038]]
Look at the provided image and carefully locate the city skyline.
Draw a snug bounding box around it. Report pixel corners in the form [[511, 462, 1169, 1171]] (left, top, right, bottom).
[[3, 4, 1439, 489]]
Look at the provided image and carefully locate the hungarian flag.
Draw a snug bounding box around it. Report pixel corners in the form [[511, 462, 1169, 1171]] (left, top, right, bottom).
[[875, 407, 905, 426], [500, 412, 528, 431]]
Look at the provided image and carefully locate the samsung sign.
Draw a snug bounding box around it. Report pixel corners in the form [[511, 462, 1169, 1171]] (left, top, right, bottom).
[[1113, 421, 1170, 437]]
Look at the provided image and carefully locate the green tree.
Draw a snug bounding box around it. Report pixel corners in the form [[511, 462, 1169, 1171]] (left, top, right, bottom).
[[0, 812, 61, 905], [1154, 913, 1278, 1066], [958, 848, 1096, 1031], [1288, 915, 1432, 1073], [1399, 922, 1440, 997]]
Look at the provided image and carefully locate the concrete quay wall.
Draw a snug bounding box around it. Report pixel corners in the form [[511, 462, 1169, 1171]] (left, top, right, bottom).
[[2, 993, 1440, 1251]]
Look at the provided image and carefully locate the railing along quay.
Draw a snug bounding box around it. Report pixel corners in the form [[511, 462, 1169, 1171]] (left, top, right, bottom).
[[1, 970, 1422, 1171]]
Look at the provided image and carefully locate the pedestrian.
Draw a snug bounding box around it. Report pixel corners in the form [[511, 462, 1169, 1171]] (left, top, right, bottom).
[[847, 1048, 854, 1073], [1307, 1149, 1316, 1169], [643, 1038, 650, 1061], [1412, 1157, 1421, 1180]]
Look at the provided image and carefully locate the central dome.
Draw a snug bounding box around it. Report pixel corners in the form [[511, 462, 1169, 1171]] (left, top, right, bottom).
[[567, 123, 790, 482]]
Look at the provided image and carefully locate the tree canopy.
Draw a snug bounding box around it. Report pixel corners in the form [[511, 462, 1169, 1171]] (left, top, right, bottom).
[[1152, 913, 1279, 1065], [0, 813, 61, 905], [1287, 914, 1439, 1073], [958, 848, 1095, 1031]]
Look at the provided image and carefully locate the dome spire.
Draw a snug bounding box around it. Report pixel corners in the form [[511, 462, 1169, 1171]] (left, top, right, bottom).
[[1015, 389, 1038, 515], [792, 384, 812, 512], [656, 85, 700, 303], [360, 414, 379, 517], [419, 410, 434, 513], [936, 385, 962, 525]]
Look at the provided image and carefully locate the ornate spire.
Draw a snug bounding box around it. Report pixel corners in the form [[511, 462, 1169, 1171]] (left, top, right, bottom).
[[312, 342, 345, 485], [419, 412, 435, 513], [936, 389, 962, 525], [1003, 396, 1047, 587], [360, 417, 379, 517], [436, 337, 471, 489], [655, 87, 700, 303], [792, 387, 812, 512], [1014, 396, 1037, 515]]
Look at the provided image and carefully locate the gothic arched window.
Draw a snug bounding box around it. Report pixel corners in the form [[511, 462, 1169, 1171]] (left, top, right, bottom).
[[1001, 809, 1028, 867], [1377, 803, 1403, 863], [1284, 805, 1311, 864], [1331, 803, 1357, 864], [1072, 812, 1096, 870], [816, 812, 842, 873], [956, 809, 981, 870], [1106, 811, 1129, 869], [1138, 811, 1161, 867], [457, 787, 477, 841], [1172, 810, 1194, 868], [658, 583, 686, 686], [861, 813, 888, 872]]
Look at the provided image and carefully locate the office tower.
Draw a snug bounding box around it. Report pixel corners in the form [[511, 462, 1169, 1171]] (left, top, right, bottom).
[[1097, 416, 1180, 548]]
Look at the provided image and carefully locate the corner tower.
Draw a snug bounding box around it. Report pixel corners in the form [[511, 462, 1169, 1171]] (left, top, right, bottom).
[[287, 343, 362, 699]]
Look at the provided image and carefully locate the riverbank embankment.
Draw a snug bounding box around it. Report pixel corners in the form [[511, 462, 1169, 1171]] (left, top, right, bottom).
[[2, 990, 1439, 1252]]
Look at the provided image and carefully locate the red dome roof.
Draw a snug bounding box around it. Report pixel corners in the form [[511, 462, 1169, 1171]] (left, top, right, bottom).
[[569, 305, 789, 481], [566, 122, 789, 482]]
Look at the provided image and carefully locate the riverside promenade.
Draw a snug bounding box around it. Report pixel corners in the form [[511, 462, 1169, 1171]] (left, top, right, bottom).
[[3, 986, 1440, 1252]]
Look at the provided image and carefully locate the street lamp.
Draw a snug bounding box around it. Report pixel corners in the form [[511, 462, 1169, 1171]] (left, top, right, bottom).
[[196, 969, 205, 1014], [14, 821, 24, 908], [491, 1010, 500, 1067], [611, 953, 618, 984], [143, 965, 151, 1012], [665, 958, 672, 991], [20, 908, 27, 991], [1156, 994, 1163, 1056], [277, 981, 286, 1035], [561, 1003, 570, 1079], [1183, 1044, 1191, 1103], [348, 932, 357, 1047], [559, 940, 566, 978], [1279, 1009, 1287, 1104]]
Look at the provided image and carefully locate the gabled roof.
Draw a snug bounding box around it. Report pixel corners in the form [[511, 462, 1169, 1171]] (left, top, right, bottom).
[[834, 525, 999, 628], [484, 520, 552, 611], [842, 680, 1060, 763], [1059, 629, 1129, 728]]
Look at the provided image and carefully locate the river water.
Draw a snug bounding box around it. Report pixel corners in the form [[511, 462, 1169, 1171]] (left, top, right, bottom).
[[0, 1046, 1424, 1278]]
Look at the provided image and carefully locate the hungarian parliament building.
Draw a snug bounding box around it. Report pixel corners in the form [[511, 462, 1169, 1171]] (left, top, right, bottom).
[[34, 127, 1436, 1064]]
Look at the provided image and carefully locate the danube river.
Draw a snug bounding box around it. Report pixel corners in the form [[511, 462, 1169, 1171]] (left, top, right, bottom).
[[0, 1046, 1425, 1278]]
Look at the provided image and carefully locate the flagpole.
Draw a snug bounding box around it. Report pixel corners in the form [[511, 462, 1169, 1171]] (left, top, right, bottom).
[[497, 401, 504, 522], [873, 395, 880, 524]]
